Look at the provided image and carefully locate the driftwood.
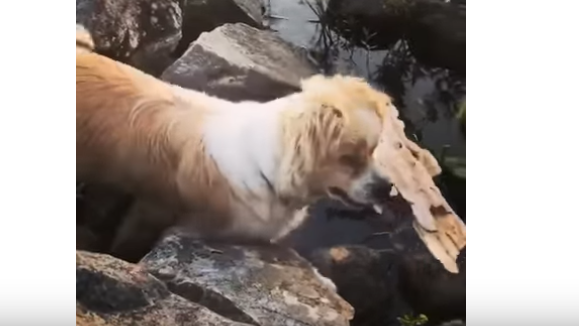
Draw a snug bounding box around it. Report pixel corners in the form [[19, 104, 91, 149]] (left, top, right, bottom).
[[374, 104, 466, 273]]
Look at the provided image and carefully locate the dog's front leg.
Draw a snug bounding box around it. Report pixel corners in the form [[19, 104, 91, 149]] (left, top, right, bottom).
[[270, 206, 310, 243], [109, 200, 177, 263]]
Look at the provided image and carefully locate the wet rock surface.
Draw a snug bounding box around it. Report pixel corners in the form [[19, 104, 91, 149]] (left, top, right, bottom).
[[76, 0, 183, 75], [162, 23, 317, 102]]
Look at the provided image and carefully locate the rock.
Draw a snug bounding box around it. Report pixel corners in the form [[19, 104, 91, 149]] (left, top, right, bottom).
[[176, 0, 265, 56], [140, 232, 354, 326], [309, 246, 413, 326], [76, 250, 253, 325], [162, 23, 318, 102], [324, 0, 465, 74], [397, 247, 466, 324], [309, 225, 465, 326], [406, 0, 465, 74], [76, 0, 182, 76], [387, 224, 466, 324]]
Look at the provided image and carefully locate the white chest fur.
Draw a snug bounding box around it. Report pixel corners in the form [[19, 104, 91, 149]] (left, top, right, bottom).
[[201, 98, 305, 241], [202, 100, 281, 192]]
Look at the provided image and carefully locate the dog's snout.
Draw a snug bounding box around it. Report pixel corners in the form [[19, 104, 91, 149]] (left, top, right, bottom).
[[369, 178, 393, 200]]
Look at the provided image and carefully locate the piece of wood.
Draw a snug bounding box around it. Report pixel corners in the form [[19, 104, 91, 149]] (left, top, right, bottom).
[[374, 104, 466, 273]]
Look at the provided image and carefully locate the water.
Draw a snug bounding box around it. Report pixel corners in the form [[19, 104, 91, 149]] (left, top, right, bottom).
[[268, 0, 465, 157], [267, 0, 466, 254]]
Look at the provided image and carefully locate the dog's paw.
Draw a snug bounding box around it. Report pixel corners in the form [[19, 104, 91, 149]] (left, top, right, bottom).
[[312, 267, 338, 292]]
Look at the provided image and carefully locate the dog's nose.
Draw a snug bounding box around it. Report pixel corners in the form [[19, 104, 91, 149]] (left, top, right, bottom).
[[369, 179, 393, 200]]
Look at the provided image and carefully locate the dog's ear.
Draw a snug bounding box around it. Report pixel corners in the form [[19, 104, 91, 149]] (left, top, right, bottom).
[[276, 103, 346, 200], [323, 103, 343, 119], [314, 103, 346, 149]]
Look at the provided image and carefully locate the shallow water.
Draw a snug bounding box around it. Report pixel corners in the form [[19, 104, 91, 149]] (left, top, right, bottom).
[[268, 0, 466, 254]]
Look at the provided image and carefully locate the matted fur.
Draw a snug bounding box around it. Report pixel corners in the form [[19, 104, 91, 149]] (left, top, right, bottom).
[[76, 26, 393, 260]]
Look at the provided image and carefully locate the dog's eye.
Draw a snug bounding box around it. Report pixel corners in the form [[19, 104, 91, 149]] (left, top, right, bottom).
[[339, 154, 359, 166]]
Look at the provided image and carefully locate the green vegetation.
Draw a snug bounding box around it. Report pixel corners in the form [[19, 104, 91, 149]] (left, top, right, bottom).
[[434, 100, 466, 217], [398, 313, 429, 326], [442, 155, 465, 180], [457, 100, 465, 121], [457, 100, 465, 134]]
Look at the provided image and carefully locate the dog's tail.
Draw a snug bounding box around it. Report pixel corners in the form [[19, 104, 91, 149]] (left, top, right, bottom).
[[76, 24, 94, 54]]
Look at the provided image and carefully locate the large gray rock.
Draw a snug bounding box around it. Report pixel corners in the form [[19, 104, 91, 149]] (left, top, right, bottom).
[[76, 0, 182, 76], [162, 23, 318, 101], [176, 0, 265, 55], [141, 232, 354, 326], [76, 251, 253, 326]]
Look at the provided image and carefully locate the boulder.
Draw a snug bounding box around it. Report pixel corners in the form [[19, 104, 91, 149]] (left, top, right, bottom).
[[76, 0, 182, 76], [141, 232, 354, 326], [397, 247, 466, 324], [162, 23, 318, 102], [176, 0, 265, 55], [309, 245, 413, 326], [309, 224, 465, 326], [76, 251, 253, 325]]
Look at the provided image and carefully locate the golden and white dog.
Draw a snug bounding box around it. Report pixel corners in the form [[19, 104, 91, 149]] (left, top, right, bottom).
[[76, 25, 394, 261]]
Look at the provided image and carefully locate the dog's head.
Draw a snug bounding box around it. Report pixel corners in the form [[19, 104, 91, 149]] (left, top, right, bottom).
[[278, 75, 393, 209]]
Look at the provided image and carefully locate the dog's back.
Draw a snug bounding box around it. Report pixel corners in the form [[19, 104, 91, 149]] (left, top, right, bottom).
[[76, 26, 228, 213], [76, 25, 94, 54], [76, 25, 189, 260], [76, 26, 183, 205]]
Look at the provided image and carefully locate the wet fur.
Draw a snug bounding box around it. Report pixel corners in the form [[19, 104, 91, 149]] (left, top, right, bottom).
[[76, 26, 393, 261]]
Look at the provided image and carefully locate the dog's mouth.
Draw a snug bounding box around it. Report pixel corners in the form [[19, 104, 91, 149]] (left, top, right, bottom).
[[328, 187, 385, 215], [327, 187, 369, 209]]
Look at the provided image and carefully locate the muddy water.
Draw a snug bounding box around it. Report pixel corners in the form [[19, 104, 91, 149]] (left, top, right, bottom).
[[268, 0, 466, 254]]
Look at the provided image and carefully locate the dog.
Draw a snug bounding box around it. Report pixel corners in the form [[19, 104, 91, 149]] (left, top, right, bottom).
[[76, 25, 394, 262]]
